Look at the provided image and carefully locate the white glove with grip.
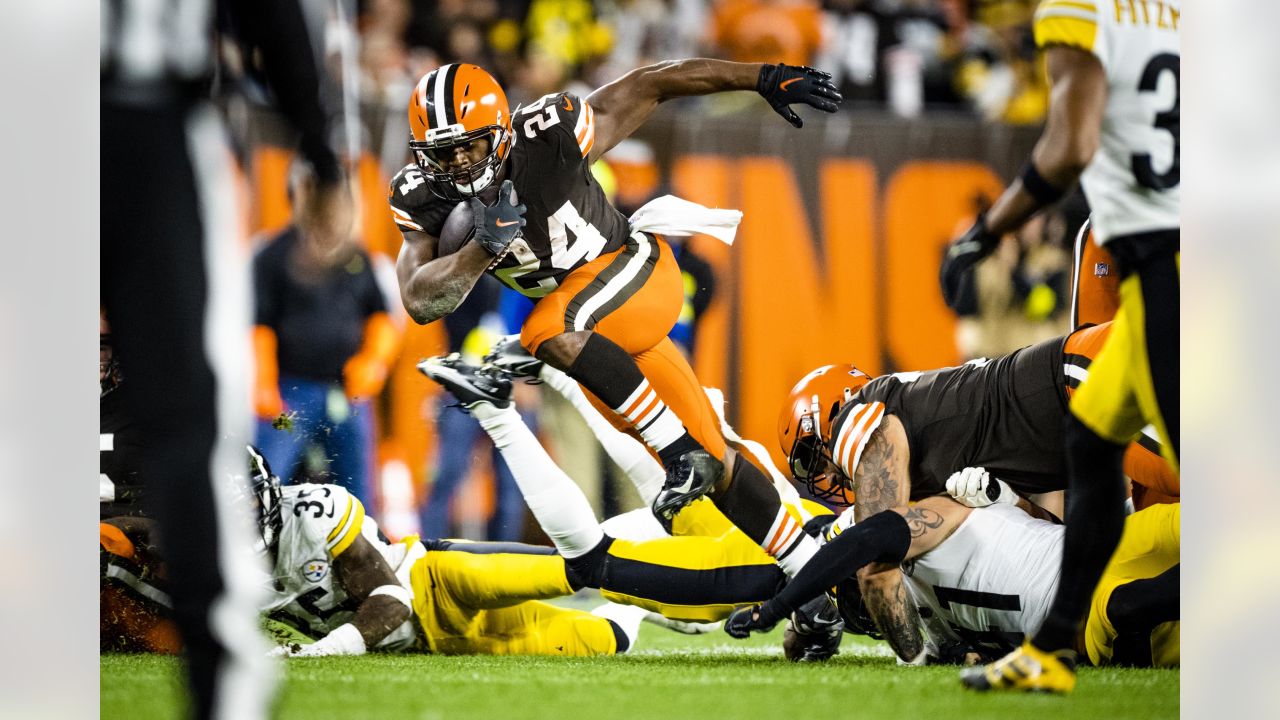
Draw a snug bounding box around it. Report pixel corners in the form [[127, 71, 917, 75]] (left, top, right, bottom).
[[945, 467, 1016, 508]]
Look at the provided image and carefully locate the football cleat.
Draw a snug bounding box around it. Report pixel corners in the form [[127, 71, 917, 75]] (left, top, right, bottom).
[[652, 449, 723, 521], [959, 640, 1077, 693], [483, 334, 544, 380], [417, 354, 513, 410], [783, 594, 845, 662]]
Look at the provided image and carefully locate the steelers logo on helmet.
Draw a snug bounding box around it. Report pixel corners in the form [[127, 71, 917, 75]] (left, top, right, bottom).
[[408, 63, 513, 202]]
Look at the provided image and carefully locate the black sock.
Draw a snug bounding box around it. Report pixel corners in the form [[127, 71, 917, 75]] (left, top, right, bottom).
[[565, 333, 700, 466], [563, 536, 613, 590], [606, 619, 630, 653], [1033, 415, 1128, 652], [710, 456, 783, 546]]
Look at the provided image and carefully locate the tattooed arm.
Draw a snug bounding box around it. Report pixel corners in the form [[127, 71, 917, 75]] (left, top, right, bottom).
[[851, 415, 912, 522]]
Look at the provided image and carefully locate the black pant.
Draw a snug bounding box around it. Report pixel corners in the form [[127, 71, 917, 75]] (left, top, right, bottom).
[[102, 100, 267, 719]]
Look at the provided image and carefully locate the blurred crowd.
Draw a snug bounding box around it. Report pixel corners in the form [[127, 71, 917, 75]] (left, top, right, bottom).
[[352, 0, 1049, 126]]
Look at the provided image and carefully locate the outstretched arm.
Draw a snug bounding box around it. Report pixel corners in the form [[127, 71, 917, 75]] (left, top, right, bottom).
[[585, 60, 841, 163]]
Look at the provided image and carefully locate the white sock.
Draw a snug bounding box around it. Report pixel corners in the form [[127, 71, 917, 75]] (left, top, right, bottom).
[[540, 364, 666, 505], [474, 403, 603, 558], [775, 532, 819, 579], [591, 602, 647, 653], [599, 508, 669, 541]]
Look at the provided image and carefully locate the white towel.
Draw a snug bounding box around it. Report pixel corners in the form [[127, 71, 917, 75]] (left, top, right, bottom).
[[627, 194, 743, 245]]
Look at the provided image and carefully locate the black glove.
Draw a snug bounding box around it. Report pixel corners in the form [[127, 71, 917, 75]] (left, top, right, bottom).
[[724, 602, 784, 639], [469, 179, 526, 257], [756, 64, 843, 128], [939, 215, 1000, 310]]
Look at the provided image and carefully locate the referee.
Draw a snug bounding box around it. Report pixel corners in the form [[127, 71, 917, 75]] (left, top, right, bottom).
[[102, 1, 349, 717]]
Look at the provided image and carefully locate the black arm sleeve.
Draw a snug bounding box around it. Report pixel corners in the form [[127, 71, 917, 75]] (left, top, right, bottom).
[[759, 511, 912, 624], [225, 0, 340, 183]]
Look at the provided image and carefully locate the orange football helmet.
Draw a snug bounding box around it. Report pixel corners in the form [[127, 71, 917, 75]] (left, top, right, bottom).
[[777, 364, 873, 504], [408, 63, 513, 201]]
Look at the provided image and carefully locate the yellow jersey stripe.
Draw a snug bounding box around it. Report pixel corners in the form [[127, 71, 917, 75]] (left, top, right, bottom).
[[1038, 0, 1097, 13], [329, 497, 365, 557], [327, 496, 355, 542], [1034, 14, 1099, 51]]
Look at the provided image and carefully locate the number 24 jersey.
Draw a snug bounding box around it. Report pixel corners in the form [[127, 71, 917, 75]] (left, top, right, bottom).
[[389, 91, 632, 298]]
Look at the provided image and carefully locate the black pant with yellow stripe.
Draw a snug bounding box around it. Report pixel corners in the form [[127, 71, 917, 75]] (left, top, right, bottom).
[[1035, 230, 1179, 653]]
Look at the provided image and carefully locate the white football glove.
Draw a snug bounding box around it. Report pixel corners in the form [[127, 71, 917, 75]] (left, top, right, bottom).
[[945, 467, 1016, 508]]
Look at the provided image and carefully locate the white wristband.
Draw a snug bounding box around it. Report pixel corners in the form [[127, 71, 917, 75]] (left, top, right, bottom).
[[297, 623, 366, 657], [369, 583, 413, 609]]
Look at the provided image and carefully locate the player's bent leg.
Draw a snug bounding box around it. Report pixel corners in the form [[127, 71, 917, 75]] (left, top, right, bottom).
[[413, 548, 576, 613], [707, 453, 820, 578]]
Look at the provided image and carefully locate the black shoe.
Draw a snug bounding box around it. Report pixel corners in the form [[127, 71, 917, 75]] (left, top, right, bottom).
[[783, 594, 845, 662], [652, 449, 723, 521], [417, 354, 513, 409], [483, 334, 544, 380]]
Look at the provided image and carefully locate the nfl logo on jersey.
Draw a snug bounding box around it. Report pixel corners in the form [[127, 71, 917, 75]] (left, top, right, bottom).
[[301, 560, 329, 583]]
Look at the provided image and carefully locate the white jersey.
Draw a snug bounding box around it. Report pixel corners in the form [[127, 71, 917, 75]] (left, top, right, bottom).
[[261, 484, 423, 651], [902, 504, 1063, 655], [1034, 0, 1180, 243]]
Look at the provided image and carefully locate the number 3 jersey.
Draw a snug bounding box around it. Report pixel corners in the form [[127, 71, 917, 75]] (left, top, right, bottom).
[[261, 484, 423, 651], [1033, 0, 1180, 244], [388, 91, 632, 298]]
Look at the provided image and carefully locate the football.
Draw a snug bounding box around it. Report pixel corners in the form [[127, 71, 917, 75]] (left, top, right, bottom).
[[437, 201, 473, 256]]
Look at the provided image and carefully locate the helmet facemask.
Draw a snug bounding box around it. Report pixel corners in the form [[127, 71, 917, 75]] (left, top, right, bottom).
[[787, 391, 856, 506], [410, 122, 510, 202], [246, 446, 283, 559]]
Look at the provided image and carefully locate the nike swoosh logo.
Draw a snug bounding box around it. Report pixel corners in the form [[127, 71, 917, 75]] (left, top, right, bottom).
[[563, 96, 574, 112], [670, 468, 696, 494], [495, 219, 520, 227], [779, 78, 802, 91]]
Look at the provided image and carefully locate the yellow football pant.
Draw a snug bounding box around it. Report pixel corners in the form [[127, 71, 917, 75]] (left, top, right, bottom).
[[408, 549, 616, 656], [1069, 253, 1180, 472], [1085, 503, 1180, 666]]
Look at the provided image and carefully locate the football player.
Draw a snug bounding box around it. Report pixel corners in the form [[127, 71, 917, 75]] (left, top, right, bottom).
[[723, 492, 1180, 670], [419, 350, 849, 661], [388, 60, 841, 583], [941, 0, 1180, 691], [774, 321, 1177, 660]]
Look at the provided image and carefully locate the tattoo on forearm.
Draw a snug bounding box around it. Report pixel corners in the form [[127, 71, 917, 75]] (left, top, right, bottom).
[[864, 576, 924, 661], [903, 507, 944, 539], [854, 430, 900, 522], [409, 274, 470, 324]]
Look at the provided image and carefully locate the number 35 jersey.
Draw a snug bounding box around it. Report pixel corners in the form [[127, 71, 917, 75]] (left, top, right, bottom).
[[1033, 0, 1180, 243], [261, 484, 420, 651], [388, 91, 632, 298]]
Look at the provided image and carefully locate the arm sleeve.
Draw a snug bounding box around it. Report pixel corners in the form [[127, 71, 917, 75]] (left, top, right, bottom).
[[829, 402, 887, 481], [226, 0, 340, 183], [1033, 0, 1104, 68], [761, 510, 911, 623]]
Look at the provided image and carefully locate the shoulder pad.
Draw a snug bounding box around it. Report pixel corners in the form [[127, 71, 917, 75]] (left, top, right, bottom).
[[388, 164, 451, 236], [282, 484, 366, 559], [513, 91, 596, 160]]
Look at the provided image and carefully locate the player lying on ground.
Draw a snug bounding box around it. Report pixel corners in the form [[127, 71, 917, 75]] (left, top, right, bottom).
[[723, 493, 1180, 669], [775, 321, 1178, 659], [391, 59, 840, 584], [419, 348, 853, 661]]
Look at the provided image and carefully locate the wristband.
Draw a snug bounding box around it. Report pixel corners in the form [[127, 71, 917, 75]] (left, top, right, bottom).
[[369, 583, 413, 609], [1019, 162, 1067, 207]]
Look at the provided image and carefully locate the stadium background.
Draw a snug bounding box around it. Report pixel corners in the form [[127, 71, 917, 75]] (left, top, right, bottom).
[[230, 0, 1081, 538]]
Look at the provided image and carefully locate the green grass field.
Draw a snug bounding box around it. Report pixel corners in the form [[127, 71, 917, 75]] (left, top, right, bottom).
[[101, 612, 1179, 720]]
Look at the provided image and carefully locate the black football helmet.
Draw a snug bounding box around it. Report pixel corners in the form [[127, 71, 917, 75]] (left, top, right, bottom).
[[246, 445, 283, 557]]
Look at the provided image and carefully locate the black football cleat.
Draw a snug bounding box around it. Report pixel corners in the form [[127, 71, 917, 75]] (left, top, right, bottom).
[[652, 449, 723, 521], [783, 594, 845, 662], [483, 334, 544, 381], [417, 354, 513, 410]]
